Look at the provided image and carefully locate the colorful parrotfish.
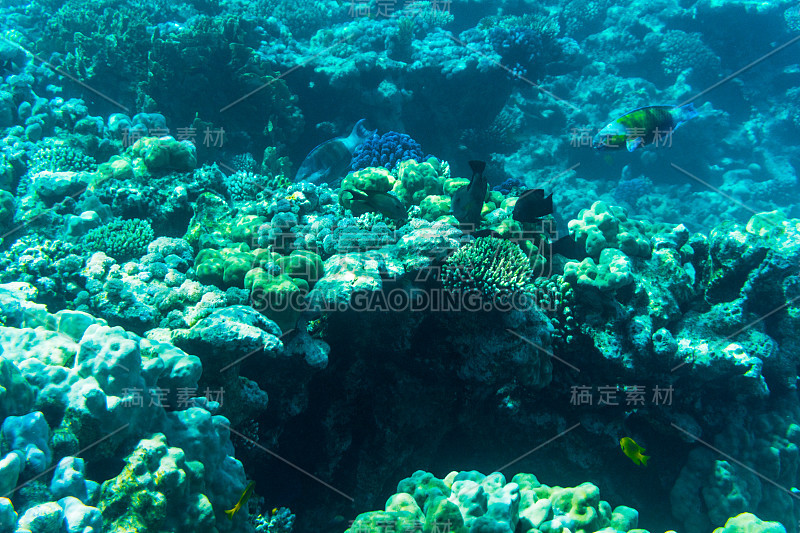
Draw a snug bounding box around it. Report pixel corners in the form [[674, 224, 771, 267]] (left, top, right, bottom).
[[593, 104, 698, 152]]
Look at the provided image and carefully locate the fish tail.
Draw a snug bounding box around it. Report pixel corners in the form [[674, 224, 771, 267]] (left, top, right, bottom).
[[225, 508, 236, 520], [675, 103, 698, 124], [640, 454, 650, 466], [469, 160, 486, 175], [353, 118, 376, 142]]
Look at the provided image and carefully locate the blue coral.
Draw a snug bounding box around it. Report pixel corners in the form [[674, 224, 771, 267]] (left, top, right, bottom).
[[492, 177, 525, 195], [350, 131, 426, 172]]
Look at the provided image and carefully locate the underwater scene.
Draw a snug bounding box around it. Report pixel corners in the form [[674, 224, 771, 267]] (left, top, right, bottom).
[[0, 0, 800, 532]]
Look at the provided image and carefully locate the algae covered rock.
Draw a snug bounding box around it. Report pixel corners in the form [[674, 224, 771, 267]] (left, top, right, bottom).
[[97, 433, 215, 533]]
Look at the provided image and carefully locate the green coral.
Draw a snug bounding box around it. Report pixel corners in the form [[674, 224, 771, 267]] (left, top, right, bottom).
[[568, 201, 652, 258], [247, 270, 305, 333], [143, 16, 304, 145], [442, 236, 533, 298], [419, 195, 451, 221], [348, 470, 634, 533], [531, 274, 576, 345], [563, 248, 634, 292], [260, 145, 293, 187], [84, 219, 154, 262], [129, 136, 197, 172], [276, 250, 324, 287], [393, 157, 446, 205], [195, 246, 276, 288], [341, 166, 395, 193], [97, 434, 215, 533], [712, 513, 786, 533]]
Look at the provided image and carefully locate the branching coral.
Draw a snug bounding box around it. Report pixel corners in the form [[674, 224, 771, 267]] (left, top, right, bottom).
[[442, 236, 533, 298]]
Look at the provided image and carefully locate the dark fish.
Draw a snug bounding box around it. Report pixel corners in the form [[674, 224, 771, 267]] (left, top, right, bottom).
[[451, 160, 488, 228], [593, 103, 698, 152], [340, 189, 408, 221], [512, 189, 553, 222], [551, 234, 587, 260], [295, 119, 376, 184]]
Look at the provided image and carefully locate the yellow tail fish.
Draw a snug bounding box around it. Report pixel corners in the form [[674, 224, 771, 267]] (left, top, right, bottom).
[[620, 437, 650, 466], [225, 481, 255, 519]]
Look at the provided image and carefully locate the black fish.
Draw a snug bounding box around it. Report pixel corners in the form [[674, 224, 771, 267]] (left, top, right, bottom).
[[551, 234, 587, 260], [340, 189, 408, 221], [452, 160, 488, 228], [512, 188, 553, 222]]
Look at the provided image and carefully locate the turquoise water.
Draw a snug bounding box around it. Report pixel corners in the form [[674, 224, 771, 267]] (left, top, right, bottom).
[[0, 0, 798, 532]]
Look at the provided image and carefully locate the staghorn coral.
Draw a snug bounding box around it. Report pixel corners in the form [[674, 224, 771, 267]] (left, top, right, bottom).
[[442, 236, 533, 298], [27, 139, 96, 174]]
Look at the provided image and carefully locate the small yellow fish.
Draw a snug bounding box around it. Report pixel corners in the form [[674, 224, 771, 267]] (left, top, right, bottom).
[[286, 191, 304, 201], [620, 437, 650, 466], [225, 481, 255, 520]]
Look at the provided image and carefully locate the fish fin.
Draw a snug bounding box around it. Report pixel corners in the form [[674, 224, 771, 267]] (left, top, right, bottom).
[[353, 118, 376, 140], [225, 507, 237, 520], [672, 103, 699, 131], [544, 192, 554, 216], [626, 137, 643, 152], [468, 160, 486, 176], [340, 188, 368, 199], [677, 102, 699, 122], [640, 454, 650, 466]]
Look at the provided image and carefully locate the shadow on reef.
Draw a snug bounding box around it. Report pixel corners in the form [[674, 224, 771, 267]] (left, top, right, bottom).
[[236, 301, 691, 533]]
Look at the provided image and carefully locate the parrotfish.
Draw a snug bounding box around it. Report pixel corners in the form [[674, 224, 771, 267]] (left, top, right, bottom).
[[452, 160, 488, 228], [593, 103, 698, 152], [225, 481, 255, 519], [295, 119, 376, 184], [340, 189, 408, 221], [620, 437, 650, 466]]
